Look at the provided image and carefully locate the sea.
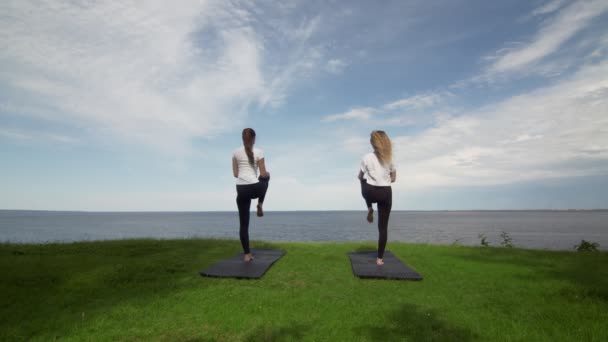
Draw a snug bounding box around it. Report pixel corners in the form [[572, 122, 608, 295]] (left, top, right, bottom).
[[1, 210, 607, 251]]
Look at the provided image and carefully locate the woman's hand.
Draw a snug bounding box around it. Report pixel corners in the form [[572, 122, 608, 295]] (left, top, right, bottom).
[[390, 171, 397, 183]]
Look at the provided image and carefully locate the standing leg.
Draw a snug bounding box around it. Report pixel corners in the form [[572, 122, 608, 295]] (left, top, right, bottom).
[[376, 187, 392, 264], [236, 187, 252, 257], [361, 179, 374, 223]]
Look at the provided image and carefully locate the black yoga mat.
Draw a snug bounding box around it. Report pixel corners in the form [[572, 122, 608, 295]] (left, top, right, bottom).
[[348, 251, 423, 280], [200, 249, 286, 279]]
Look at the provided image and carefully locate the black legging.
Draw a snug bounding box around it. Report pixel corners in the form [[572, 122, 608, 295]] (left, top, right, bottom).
[[236, 176, 270, 254], [361, 179, 392, 259]]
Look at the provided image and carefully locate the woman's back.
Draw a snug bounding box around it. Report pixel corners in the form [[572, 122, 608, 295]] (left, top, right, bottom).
[[233, 146, 264, 185], [361, 152, 395, 186]]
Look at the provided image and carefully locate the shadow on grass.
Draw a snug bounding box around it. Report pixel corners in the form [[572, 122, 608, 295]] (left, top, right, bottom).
[[354, 244, 378, 253], [244, 323, 310, 342], [0, 238, 273, 340], [355, 303, 474, 341], [160, 336, 215, 342], [250, 240, 282, 251], [454, 247, 608, 303]]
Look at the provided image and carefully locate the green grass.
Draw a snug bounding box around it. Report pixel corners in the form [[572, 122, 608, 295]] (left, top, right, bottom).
[[1, 239, 607, 341]]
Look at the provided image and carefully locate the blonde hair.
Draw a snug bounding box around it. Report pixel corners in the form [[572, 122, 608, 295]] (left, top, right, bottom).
[[370, 130, 392, 166]]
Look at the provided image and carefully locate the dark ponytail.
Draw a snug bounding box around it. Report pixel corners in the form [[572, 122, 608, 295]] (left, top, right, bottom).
[[242, 128, 256, 165]]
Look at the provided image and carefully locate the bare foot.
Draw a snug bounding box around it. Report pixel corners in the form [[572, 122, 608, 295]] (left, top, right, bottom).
[[244, 253, 254, 262], [376, 257, 384, 266], [256, 204, 264, 217], [366, 208, 374, 223]]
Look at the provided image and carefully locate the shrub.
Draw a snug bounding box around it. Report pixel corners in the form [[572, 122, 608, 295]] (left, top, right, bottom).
[[500, 231, 513, 248], [574, 240, 600, 252], [451, 238, 462, 246], [478, 233, 489, 247]]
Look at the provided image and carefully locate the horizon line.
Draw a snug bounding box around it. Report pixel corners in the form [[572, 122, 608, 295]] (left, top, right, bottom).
[[2, 209, 607, 213]]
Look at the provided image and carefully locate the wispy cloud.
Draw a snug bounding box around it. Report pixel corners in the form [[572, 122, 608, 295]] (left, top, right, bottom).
[[383, 93, 447, 111], [268, 59, 608, 207], [0, 128, 79, 145], [321, 107, 376, 123], [325, 58, 347, 74], [0, 1, 267, 153], [321, 91, 450, 124], [257, 15, 324, 108], [0, 1, 329, 153], [392, 61, 608, 190], [488, 0, 608, 74], [531, 0, 567, 17]]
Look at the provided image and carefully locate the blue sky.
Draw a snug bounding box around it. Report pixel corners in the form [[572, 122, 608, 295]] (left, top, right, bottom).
[[1, 0, 607, 211]]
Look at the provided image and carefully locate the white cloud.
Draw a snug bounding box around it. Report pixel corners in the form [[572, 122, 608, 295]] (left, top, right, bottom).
[[391, 61, 608, 190], [0, 128, 79, 145], [287, 15, 321, 42], [267, 176, 360, 210], [0, 1, 328, 154], [321, 107, 376, 122], [257, 16, 324, 108], [260, 60, 605, 206], [322, 91, 449, 125], [0, 129, 32, 141], [341, 136, 370, 154], [383, 93, 447, 111], [488, 0, 608, 74], [12, 49, 607, 212], [531, 0, 567, 16], [325, 58, 347, 74], [255, 3, 608, 209]]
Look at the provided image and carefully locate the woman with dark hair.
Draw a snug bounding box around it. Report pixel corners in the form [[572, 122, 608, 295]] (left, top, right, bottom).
[[232, 128, 270, 262], [358, 130, 396, 266]]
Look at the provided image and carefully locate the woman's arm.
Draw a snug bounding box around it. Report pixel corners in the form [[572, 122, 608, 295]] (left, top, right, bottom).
[[390, 170, 397, 183], [232, 157, 238, 178], [258, 158, 269, 178], [358, 170, 364, 180]]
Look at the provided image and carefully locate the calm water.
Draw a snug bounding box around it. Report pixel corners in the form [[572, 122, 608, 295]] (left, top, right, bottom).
[[1, 210, 607, 251]]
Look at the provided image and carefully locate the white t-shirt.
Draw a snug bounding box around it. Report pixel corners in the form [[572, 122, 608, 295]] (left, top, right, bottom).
[[233, 147, 265, 185], [360, 152, 395, 186]]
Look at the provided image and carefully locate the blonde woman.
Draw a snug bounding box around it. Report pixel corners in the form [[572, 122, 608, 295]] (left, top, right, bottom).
[[358, 130, 396, 266], [232, 128, 270, 262]]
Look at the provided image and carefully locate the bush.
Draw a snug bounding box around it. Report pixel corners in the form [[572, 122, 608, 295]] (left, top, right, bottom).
[[478, 233, 489, 247], [500, 231, 513, 248], [574, 240, 600, 252]]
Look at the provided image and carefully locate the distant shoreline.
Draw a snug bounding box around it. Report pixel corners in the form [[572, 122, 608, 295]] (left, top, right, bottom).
[[2, 210, 606, 250], [2, 209, 608, 213]]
